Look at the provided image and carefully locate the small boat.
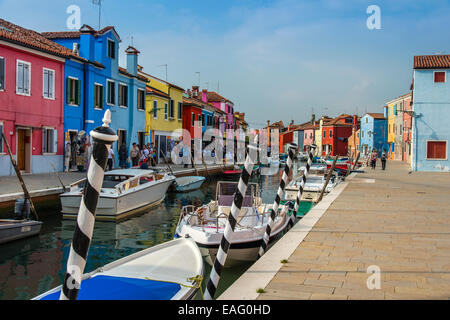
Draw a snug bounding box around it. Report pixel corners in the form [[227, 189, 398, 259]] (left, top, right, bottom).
[[222, 165, 243, 176], [298, 152, 309, 161], [60, 169, 176, 221], [174, 181, 295, 267], [173, 176, 206, 192], [0, 219, 43, 245], [33, 237, 204, 300]]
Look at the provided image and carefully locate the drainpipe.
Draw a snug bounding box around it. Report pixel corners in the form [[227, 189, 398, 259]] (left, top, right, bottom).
[[83, 62, 88, 132]]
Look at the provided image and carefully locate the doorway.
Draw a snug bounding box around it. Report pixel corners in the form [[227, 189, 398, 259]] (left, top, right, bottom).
[[68, 130, 78, 170], [16, 128, 31, 173]]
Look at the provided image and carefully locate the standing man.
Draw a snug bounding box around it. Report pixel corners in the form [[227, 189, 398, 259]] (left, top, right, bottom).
[[381, 149, 387, 170], [107, 146, 115, 171], [64, 142, 71, 172], [130, 143, 140, 167]]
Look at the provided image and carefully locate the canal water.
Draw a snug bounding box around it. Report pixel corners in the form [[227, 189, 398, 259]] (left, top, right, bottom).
[[0, 162, 311, 300]]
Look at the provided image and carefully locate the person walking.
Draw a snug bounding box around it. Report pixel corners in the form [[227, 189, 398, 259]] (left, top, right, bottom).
[[130, 143, 140, 167], [119, 142, 128, 169], [371, 150, 377, 170], [140, 145, 150, 166], [381, 149, 387, 170], [64, 142, 71, 172], [107, 147, 115, 171]]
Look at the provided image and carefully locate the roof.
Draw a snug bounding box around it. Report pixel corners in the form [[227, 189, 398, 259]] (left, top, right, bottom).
[[414, 54, 450, 69], [386, 92, 412, 105], [146, 86, 169, 99], [138, 70, 185, 91], [119, 67, 147, 82], [0, 18, 94, 63], [206, 91, 233, 104], [268, 120, 284, 128], [366, 113, 385, 120], [324, 114, 355, 126], [42, 25, 120, 41]]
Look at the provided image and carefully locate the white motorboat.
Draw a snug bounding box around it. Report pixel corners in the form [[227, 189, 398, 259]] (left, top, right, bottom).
[[286, 166, 340, 202], [0, 219, 43, 245], [173, 176, 206, 192], [174, 181, 295, 267], [33, 237, 203, 300], [60, 169, 176, 221]]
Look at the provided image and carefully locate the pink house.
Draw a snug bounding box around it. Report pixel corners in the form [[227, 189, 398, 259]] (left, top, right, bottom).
[[303, 122, 317, 151], [204, 90, 235, 132], [0, 19, 74, 175]]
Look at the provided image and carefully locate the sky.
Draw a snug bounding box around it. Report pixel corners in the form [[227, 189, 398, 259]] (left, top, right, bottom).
[[1, 0, 450, 128]]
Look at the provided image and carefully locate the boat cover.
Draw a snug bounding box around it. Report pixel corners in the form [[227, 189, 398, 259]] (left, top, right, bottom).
[[40, 275, 181, 300]]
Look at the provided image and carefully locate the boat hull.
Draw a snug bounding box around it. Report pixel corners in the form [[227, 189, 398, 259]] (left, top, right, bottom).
[[61, 179, 174, 221], [174, 177, 206, 192], [0, 220, 43, 245]]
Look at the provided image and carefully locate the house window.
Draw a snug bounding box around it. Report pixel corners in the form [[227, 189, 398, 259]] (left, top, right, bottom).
[[94, 84, 104, 109], [107, 39, 116, 59], [42, 128, 57, 154], [310, 133, 312, 139], [323, 131, 326, 138], [426, 141, 447, 160], [329, 130, 333, 138], [153, 101, 158, 118], [198, 115, 202, 127], [191, 112, 195, 127], [43, 68, 55, 99], [169, 100, 174, 119], [17, 60, 31, 95], [117, 130, 127, 152], [118, 84, 128, 107], [0, 57, 5, 90], [137, 89, 145, 110], [202, 114, 206, 127], [67, 77, 80, 105], [434, 71, 446, 83], [107, 80, 115, 105], [164, 103, 168, 120], [362, 131, 364, 138], [178, 102, 182, 120]]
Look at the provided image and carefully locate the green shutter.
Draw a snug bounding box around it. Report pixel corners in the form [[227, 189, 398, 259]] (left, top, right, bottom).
[[66, 78, 71, 104], [76, 80, 81, 105], [100, 86, 104, 109]]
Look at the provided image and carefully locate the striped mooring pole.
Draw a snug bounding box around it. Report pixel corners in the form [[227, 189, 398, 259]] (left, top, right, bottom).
[[294, 144, 317, 214], [60, 110, 118, 300], [204, 136, 259, 300], [258, 143, 297, 258]]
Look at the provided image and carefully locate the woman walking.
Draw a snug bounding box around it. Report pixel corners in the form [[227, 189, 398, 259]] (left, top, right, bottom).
[[381, 149, 387, 170], [371, 150, 377, 170]]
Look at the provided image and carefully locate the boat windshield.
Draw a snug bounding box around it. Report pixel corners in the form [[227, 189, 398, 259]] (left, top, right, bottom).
[[101, 175, 133, 189], [215, 182, 258, 207]]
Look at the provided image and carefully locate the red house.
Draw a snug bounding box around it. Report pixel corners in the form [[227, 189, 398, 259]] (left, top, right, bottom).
[[0, 19, 74, 175], [321, 114, 357, 156], [182, 94, 204, 141]]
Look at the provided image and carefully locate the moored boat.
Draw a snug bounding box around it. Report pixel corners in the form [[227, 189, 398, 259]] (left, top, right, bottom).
[[173, 176, 206, 192], [0, 219, 43, 245], [60, 169, 175, 221], [174, 181, 295, 267], [33, 237, 203, 300]]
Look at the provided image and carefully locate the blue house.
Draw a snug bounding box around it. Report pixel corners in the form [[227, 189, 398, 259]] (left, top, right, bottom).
[[43, 25, 146, 168], [359, 113, 388, 155], [411, 55, 450, 172]]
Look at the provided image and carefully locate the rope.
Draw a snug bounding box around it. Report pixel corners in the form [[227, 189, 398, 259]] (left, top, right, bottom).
[[144, 275, 204, 300]]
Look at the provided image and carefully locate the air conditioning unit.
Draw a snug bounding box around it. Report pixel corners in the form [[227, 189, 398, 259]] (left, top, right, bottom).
[[73, 43, 80, 55]]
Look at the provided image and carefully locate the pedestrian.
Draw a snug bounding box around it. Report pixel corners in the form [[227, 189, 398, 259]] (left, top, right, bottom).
[[119, 142, 128, 169], [381, 149, 387, 170], [150, 142, 157, 166], [140, 157, 149, 170], [130, 143, 140, 167], [64, 142, 71, 172], [107, 146, 115, 171], [84, 139, 93, 172], [371, 150, 377, 170], [140, 144, 150, 166]]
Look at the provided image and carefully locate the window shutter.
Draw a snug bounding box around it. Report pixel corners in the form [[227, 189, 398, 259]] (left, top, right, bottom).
[[42, 128, 47, 154], [94, 85, 97, 107], [0, 58, 5, 90], [100, 86, 104, 109], [76, 80, 81, 105], [53, 129, 58, 153]]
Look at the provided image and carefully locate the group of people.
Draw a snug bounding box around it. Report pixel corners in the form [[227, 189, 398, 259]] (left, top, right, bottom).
[[64, 132, 92, 173], [105, 142, 158, 171], [370, 149, 387, 170]]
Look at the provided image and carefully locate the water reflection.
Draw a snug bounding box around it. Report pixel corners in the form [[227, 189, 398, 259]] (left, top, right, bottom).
[[0, 164, 307, 300]]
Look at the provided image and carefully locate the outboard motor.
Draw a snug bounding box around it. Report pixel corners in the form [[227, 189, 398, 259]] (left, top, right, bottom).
[[14, 198, 30, 220]]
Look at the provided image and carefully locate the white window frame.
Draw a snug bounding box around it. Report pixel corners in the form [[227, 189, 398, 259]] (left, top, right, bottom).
[[0, 56, 5, 91], [94, 83, 104, 110], [42, 67, 55, 100], [16, 59, 31, 96], [433, 71, 446, 83], [426, 140, 448, 161], [42, 126, 57, 155], [164, 103, 168, 120], [67, 76, 80, 106], [106, 79, 115, 106], [137, 88, 145, 111], [118, 82, 128, 108], [153, 100, 158, 119]]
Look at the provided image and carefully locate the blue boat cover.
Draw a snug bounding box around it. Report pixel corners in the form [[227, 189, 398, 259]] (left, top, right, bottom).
[[40, 275, 181, 300]]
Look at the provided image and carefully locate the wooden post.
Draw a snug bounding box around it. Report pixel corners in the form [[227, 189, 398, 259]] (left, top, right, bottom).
[[160, 150, 174, 175], [352, 152, 360, 171], [2, 132, 39, 221], [191, 155, 199, 176], [50, 162, 67, 192], [316, 155, 338, 204], [201, 157, 210, 179]]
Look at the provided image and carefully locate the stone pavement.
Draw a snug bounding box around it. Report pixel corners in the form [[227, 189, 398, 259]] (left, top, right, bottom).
[[257, 160, 450, 300]]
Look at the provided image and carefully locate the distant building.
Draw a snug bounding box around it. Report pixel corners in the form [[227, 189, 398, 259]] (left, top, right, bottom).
[[386, 93, 411, 160], [411, 54, 450, 172], [359, 113, 388, 156], [321, 114, 355, 157]]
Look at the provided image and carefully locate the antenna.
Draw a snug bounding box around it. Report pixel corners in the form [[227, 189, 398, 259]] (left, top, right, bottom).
[[158, 64, 168, 81], [92, 0, 102, 30], [195, 72, 200, 87], [217, 81, 220, 93]]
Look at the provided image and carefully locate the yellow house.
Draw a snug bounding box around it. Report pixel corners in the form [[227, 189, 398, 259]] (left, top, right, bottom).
[[138, 68, 184, 163]]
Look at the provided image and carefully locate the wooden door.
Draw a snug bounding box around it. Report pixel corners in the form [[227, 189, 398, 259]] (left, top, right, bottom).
[[17, 129, 26, 170]]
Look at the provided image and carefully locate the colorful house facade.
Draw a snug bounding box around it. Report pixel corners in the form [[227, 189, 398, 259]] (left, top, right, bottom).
[[321, 114, 355, 157], [0, 19, 71, 175], [386, 93, 411, 160], [359, 113, 388, 156], [411, 55, 450, 172]]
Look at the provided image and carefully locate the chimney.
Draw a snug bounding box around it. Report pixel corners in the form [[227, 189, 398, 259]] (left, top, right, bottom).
[[201, 89, 208, 103], [187, 89, 192, 98], [125, 46, 140, 76], [72, 43, 80, 56], [267, 120, 270, 127], [311, 114, 315, 124], [192, 86, 199, 97], [79, 25, 96, 61]]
